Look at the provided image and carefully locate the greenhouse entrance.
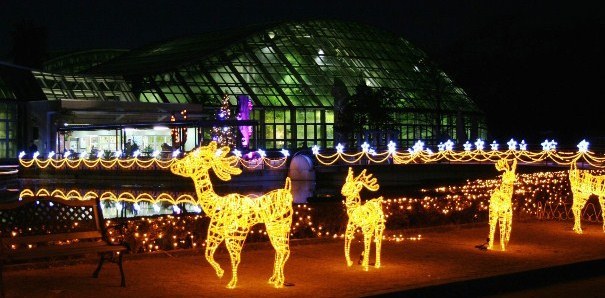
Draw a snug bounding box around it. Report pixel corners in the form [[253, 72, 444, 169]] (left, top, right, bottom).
[[56, 119, 258, 157]]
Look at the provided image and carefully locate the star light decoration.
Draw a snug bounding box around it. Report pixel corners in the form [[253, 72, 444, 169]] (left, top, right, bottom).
[[336, 143, 345, 154], [490, 141, 499, 151], [312, 145, 320, 155], [507, 139, 517, 151], [474, 139, 484, 151], [361, 142, 370, 153], [541, 139, 558, 151], [437, 140, 455, 152], [408, 140, 425, 154], [577, 139, 589, 153], [280, 149, 289, 157], [463, 141, 472, 151], [519, 140, 528, 151], [387, 141, 397, 154]]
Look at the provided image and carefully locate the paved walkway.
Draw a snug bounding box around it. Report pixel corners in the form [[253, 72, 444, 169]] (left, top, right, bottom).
[[4, 219, 605, 297]]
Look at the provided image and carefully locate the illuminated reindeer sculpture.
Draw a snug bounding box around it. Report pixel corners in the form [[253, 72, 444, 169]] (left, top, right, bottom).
[[170, 141, 293, 288], [487, 158, 517, 251], [341, 167, 386, 271], [569, 160, 605, 234]]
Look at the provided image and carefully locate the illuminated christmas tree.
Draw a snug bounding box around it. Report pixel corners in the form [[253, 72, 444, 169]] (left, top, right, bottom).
[[212, 94, 236, 147]]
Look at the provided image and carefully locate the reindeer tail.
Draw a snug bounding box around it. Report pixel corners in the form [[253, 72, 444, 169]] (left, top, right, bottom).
[[284, 177, 292, 191]]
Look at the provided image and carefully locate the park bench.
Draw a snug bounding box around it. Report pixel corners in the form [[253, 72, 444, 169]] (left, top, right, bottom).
[[0, 196, 128, 297]]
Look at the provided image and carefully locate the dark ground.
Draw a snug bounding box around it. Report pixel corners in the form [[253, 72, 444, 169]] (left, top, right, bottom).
[[4, 219, 605, 297]]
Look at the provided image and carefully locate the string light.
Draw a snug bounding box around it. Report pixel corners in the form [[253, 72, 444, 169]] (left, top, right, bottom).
[[312, 140, 605, 168], [170, 141, 294, 288], [20, 149, 287, 170], [342, 167, 385, 271], [15, 167, 605, 256], [19, 188, 197, 205]]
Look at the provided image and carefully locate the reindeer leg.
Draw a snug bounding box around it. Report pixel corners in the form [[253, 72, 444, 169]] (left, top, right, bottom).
[[374, 221, 385, 268], [225, 231, 247, 289], [487, 195, 498, 250], [205, 222, 225, 278], [598, 196, 605, 232], [572, 193, 587, 234], [266, 220, 291, 287], [499, 213, 508, 251], [504, 208, 513, 248], [362, 227, 372, 271], [344, 222, 356, 267]]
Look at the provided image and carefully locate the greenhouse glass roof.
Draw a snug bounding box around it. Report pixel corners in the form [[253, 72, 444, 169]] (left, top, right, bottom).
[[81, 19, 482, 113]]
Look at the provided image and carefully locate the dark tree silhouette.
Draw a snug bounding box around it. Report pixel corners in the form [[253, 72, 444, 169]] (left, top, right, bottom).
[[331, 78, 351, 145], [333, 80, 398, 148]]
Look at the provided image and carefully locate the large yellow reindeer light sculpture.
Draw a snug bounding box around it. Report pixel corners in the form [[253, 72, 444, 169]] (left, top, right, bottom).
[[341, 167, 386, 271], [487, 158, 517, 251], [170, 141, 293, 288], [569, 160, 605, 234]]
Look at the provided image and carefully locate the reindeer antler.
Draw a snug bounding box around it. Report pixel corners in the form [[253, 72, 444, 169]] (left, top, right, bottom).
[[170, 141, 242, 181], [356, 169, 380, 192], [211, 144, 242, 181]]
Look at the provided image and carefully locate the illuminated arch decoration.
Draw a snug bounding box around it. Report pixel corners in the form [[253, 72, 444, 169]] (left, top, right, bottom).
[[19, 188, 197, 205], [487, 158, 517, 251], [19, 151, 287, 171], [20, 139, 605, 171], [341, 167, 386, 271], [170, 141, 293, 288], [568, 160, 605, 234], [312, 139, 605, 168], [19, 156, 176, 170]]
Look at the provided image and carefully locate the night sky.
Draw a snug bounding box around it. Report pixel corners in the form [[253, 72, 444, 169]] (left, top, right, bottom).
[[1, 0, 604, 149]]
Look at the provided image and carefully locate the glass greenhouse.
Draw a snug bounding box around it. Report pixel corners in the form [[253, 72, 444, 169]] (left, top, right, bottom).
[[0, 19, 486, 159]]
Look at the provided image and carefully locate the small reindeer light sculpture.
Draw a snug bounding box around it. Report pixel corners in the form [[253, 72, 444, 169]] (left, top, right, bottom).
[[487, 158, 517, 251], [341, 167, 386, 271]]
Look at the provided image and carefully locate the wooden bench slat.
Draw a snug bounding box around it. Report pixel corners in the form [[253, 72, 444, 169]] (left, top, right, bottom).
[[2, 231, 103, 246], [2, 243, 126, 261]]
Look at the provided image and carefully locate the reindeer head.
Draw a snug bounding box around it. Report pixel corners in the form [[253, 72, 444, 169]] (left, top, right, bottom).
[[341, 167, 380, 198], [495, 158, 517, 173], [170, 141, 242, 181]]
